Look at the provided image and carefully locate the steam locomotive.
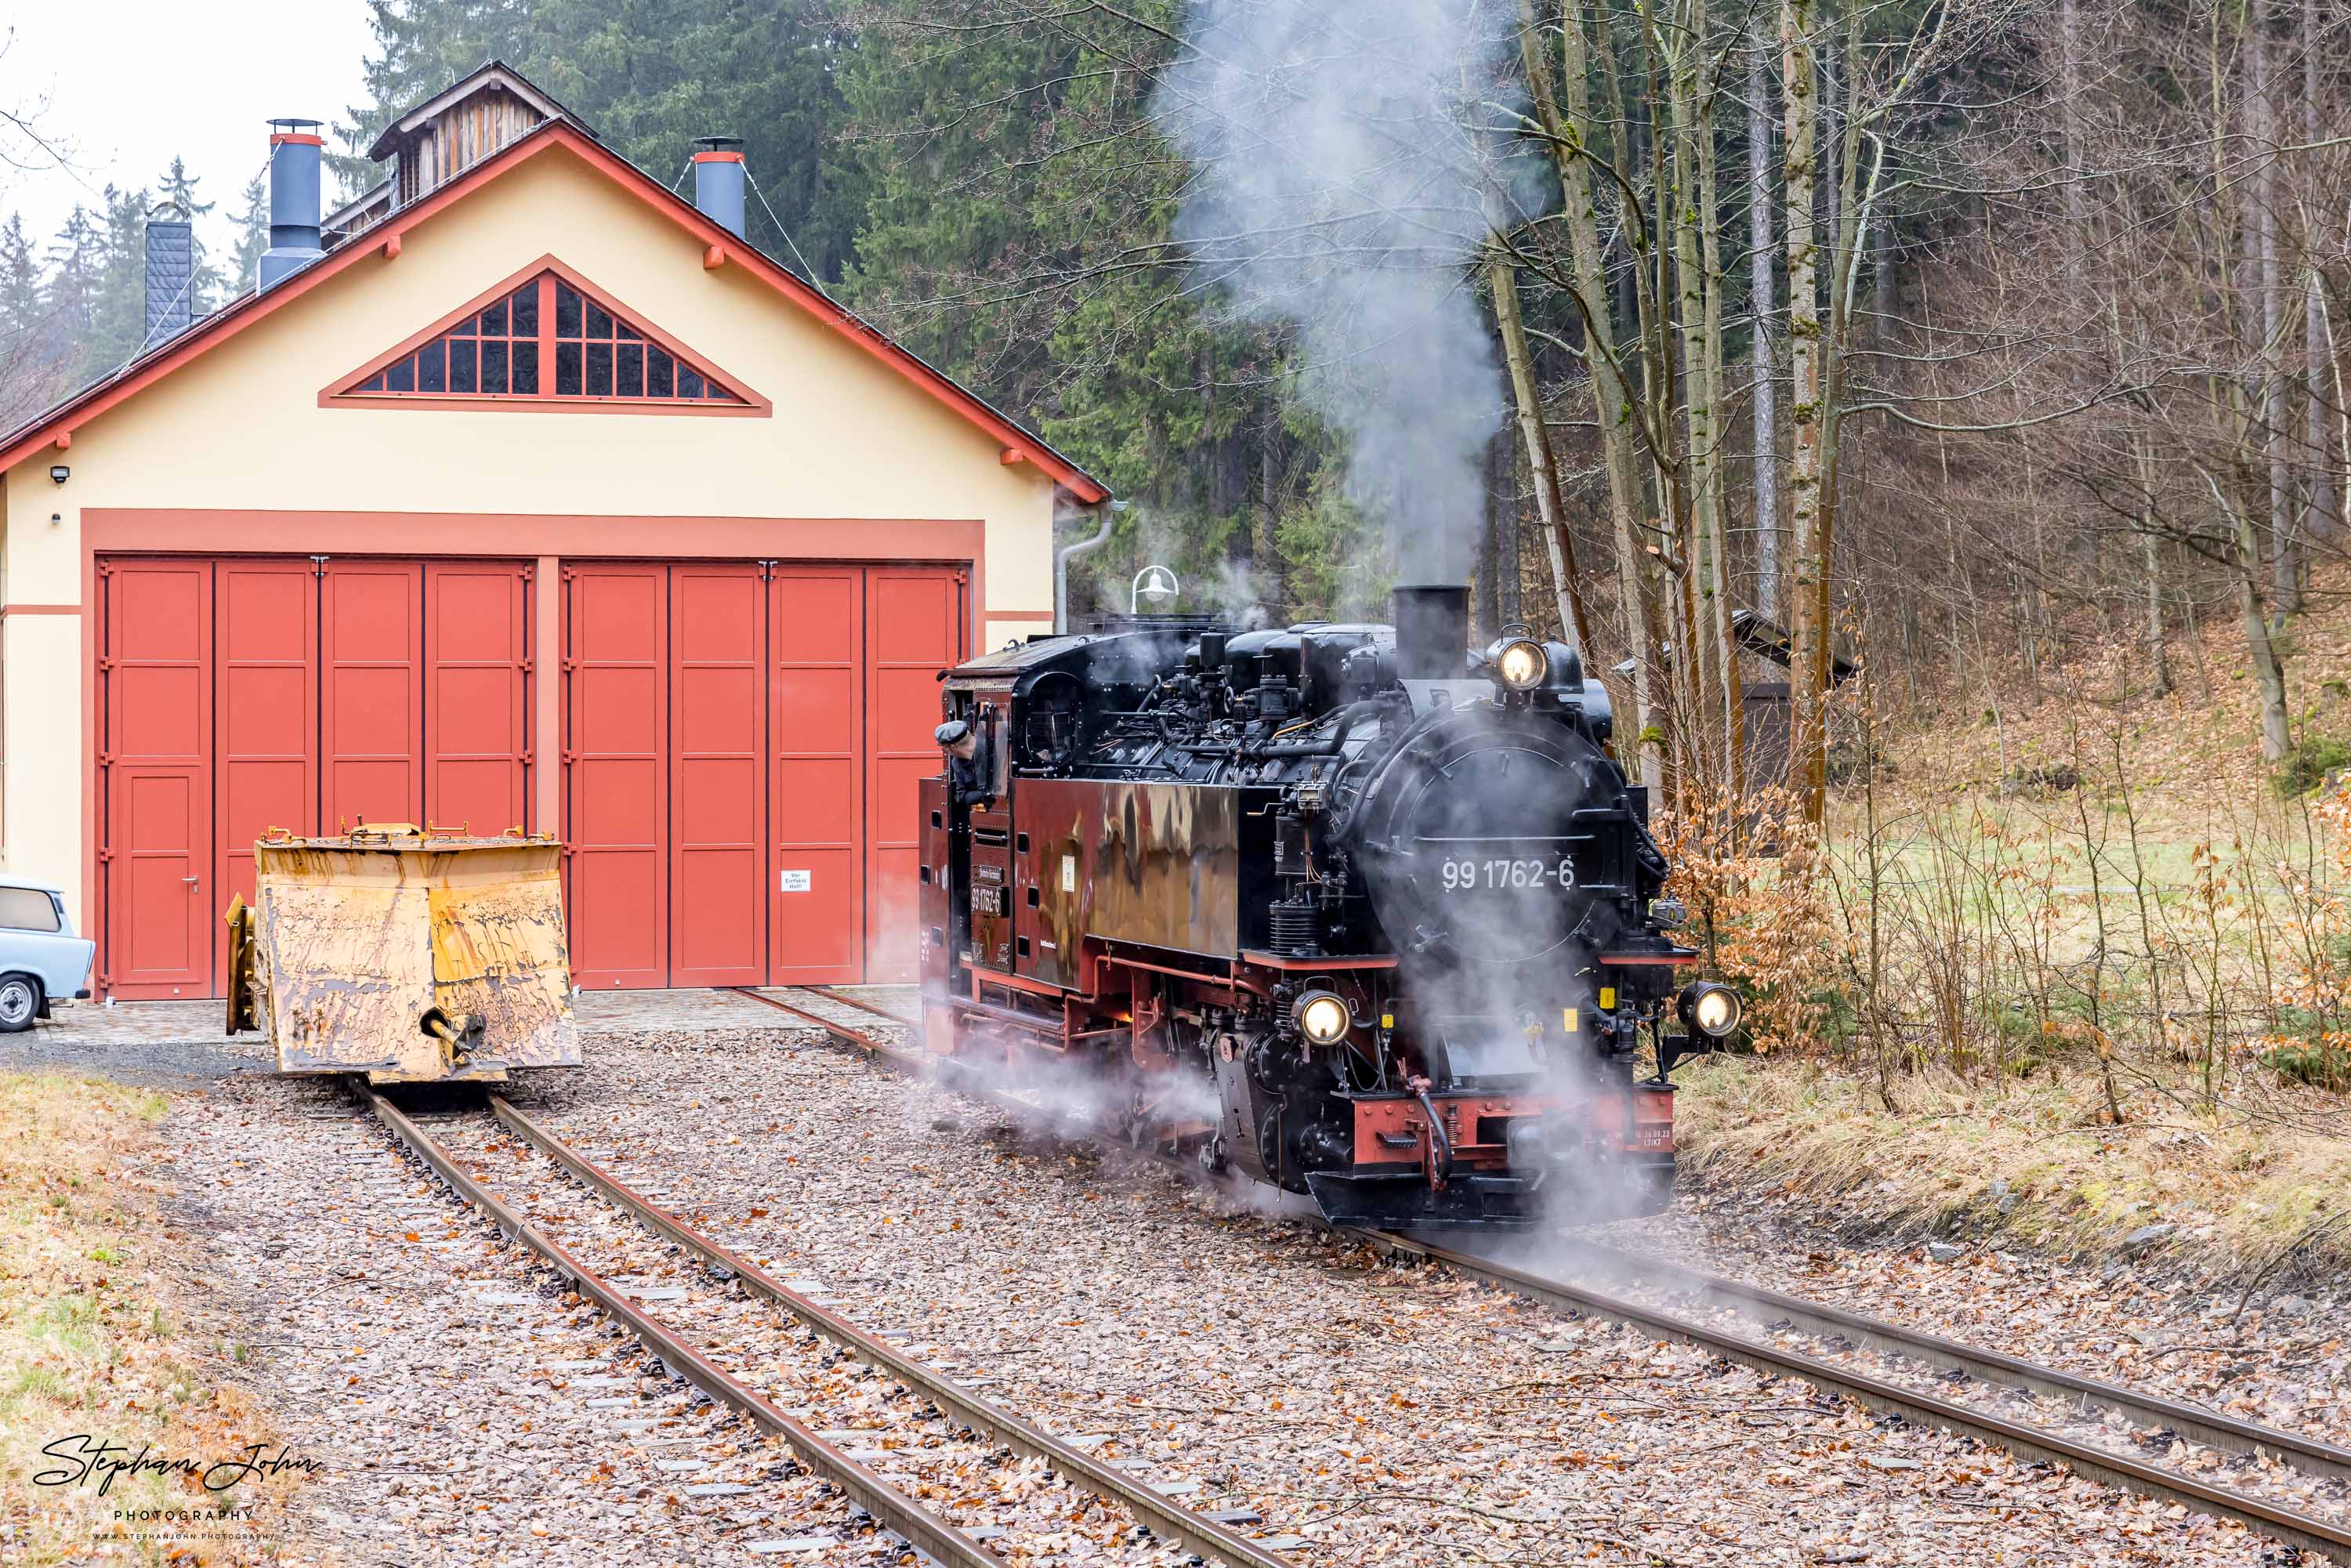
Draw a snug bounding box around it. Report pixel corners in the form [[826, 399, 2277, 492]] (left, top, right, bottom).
[[916, 584, 1738, 1229]]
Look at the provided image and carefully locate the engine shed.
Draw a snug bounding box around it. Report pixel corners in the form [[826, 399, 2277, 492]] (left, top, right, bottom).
[[0, 62, 1107, 1000]]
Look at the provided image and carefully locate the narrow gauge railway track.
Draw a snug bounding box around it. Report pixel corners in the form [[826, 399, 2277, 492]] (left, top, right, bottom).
[[360, 1081, 1296, 1568], [735, 985, 2351, 1562], [809, 986, 923, 1028], [1540, 1235, 2351, 1489]]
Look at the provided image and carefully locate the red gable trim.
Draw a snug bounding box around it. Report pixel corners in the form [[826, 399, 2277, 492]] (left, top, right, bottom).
[[319, 252, 771, 417], [0, 121, 1109, 503]]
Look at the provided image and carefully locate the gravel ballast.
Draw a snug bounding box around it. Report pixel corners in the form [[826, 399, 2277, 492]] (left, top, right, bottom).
[[154, 1071, 935, 1566], [485, 1022, 2298, 1566]]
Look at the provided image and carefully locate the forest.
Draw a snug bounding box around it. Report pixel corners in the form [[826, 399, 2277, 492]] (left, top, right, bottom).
[[6, 0, 2351, 1155]]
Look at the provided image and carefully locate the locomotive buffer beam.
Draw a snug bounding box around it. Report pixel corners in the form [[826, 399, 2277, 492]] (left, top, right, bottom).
[[1303, 1168, 1544, 1229]]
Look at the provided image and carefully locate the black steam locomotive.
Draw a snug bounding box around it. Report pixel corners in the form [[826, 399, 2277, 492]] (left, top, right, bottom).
[[917, 584, 1738, 1229]]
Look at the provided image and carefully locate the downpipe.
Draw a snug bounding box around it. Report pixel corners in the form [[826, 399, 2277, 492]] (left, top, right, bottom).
[[1053, 499, 1120, 633]]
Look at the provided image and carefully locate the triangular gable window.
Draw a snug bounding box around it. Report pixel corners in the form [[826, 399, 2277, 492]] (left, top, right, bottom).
[[328, 260, 761, 412]]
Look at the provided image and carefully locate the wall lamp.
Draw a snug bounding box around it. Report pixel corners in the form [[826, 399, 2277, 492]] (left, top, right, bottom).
[[49, 465, 68, 485]]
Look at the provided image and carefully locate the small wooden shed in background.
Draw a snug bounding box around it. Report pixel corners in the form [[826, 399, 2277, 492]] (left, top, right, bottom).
[[1732, 610, 1860, 791]]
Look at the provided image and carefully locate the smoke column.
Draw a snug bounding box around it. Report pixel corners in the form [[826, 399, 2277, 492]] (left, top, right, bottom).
[[1156, 0, 1510, 583]]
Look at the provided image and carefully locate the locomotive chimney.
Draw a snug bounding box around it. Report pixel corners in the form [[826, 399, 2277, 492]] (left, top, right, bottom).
[[1390, 584, 1470, 681]]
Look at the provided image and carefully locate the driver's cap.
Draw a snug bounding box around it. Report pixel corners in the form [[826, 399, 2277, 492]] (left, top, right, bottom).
[[933, 719, 973, 746]]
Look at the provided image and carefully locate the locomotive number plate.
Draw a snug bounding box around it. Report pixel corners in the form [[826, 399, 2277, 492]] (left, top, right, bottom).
[[1438, 856, 1576, 892], [970, 886, 1004, 915]]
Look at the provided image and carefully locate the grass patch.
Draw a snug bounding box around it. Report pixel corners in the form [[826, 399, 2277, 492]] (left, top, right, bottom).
[[0, 1073, 307, 1563], [1673, 1055, 2351, 1276]]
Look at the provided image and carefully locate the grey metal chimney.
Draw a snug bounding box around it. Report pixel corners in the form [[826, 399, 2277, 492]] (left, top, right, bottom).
[[260, 118, 325, 290], [691, 136, 746, 237], [142, 201, 194, 348]]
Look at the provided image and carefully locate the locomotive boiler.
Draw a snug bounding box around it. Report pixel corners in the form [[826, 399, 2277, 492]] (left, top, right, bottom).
[[916, 584, 1738, 1229]]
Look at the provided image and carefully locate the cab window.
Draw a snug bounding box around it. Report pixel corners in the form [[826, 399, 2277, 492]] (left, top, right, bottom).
[[0, 888, 60, 933], [983, 708, 1011, 795]]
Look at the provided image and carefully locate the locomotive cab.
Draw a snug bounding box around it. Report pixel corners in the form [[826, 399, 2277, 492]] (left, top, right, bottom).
[[918, 588, 1726, 1230]]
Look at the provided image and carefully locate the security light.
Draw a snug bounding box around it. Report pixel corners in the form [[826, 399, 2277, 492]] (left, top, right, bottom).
[[1132, 565, 1179, 612]]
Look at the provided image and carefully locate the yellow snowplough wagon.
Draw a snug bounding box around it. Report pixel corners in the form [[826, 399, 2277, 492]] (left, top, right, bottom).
[[223, 825, 580, 1083]]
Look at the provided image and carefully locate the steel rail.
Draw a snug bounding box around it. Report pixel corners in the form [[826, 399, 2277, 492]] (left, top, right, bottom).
[[358, 1089, 999, 1568], [736, 988, 1034, 1135], [1354, 1229, 2351, 1562], [808, 986, 922, 1028], [726, 987, 2351, 1559], [1547, 1235, 2351, 1487], [487, 1086, 1296, 1568], [734, 988, 896, 1052]]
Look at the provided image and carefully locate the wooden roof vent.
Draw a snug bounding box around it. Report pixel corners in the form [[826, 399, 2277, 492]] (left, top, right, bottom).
[[364, 60, 595, 212]]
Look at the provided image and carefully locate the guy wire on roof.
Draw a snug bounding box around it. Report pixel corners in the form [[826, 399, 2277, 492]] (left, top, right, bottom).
[[746, 168, 825, 299]]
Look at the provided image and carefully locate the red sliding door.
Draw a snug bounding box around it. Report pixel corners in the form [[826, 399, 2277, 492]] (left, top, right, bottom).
[[562, 560, 963, 987], [100, 554, 539, 999], [212, 560, 317, 992], [564, 564, 668, 990], [321, 560, 422, 831], [669, 565, 766, 986], [425, 562, 532, 836], [863, 570, 962, 983], [769, 569, 864, 986], [93, 553, 965, 998], [101, 559, 214, 998]]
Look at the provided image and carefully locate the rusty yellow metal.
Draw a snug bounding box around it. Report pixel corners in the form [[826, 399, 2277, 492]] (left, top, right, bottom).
[[234, 828, 578, 1082]]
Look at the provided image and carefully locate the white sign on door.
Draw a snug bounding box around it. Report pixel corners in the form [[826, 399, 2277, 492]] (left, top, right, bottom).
[[780, 869, 813, 893], [1060, 854, 1077, 893]]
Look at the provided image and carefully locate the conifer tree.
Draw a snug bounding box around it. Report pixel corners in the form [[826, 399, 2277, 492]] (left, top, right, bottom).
[[333, 0, 861, 280], [0, 214, 44, 342], [331, 0, 533, 196], [228, 172, 269, 295], [836, 0, 1337, 617], [43, 205, 103, 363], [80, 184, 153, 378], [0, 212, 70, 425]]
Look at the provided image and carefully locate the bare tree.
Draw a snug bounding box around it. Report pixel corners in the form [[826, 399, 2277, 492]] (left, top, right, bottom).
[[1748, 22, 1781, 618], [1782, 0, 1828, 818]]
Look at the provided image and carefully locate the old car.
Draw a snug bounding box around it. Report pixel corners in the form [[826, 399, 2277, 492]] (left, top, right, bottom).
[[0, 876, 95, 1031]]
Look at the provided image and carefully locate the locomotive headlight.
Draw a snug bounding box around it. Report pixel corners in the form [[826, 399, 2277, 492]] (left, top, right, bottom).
[[1295, 990, 1352, 1045], [1493, 639, 1549, 691], [1679, 980, 1743, 1039]]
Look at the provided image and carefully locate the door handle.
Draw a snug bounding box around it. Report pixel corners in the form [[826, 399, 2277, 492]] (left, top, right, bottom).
[[183, 877, 200, 887]]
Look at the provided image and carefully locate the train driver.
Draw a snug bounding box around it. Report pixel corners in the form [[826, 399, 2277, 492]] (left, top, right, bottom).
[[934, 719, 995, 811]]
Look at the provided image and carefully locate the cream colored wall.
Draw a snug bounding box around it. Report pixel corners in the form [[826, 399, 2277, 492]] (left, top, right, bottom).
[[2, 612, 77, 902], [0, 141, 1066, 924]]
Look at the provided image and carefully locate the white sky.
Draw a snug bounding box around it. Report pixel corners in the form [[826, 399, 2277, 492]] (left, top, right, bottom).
[[2, 2, 376, 260]]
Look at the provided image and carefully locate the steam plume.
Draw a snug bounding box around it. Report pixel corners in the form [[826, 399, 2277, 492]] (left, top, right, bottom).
[[1157, 0, 1511, 583]]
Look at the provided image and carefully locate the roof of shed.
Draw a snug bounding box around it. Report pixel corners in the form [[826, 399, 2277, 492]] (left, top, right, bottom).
[[366, 59, 598, 160], [0, 118, 1108, 502]]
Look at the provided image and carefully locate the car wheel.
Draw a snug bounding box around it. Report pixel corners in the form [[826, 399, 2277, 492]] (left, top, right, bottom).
[[0, 976, 37, 1033]]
